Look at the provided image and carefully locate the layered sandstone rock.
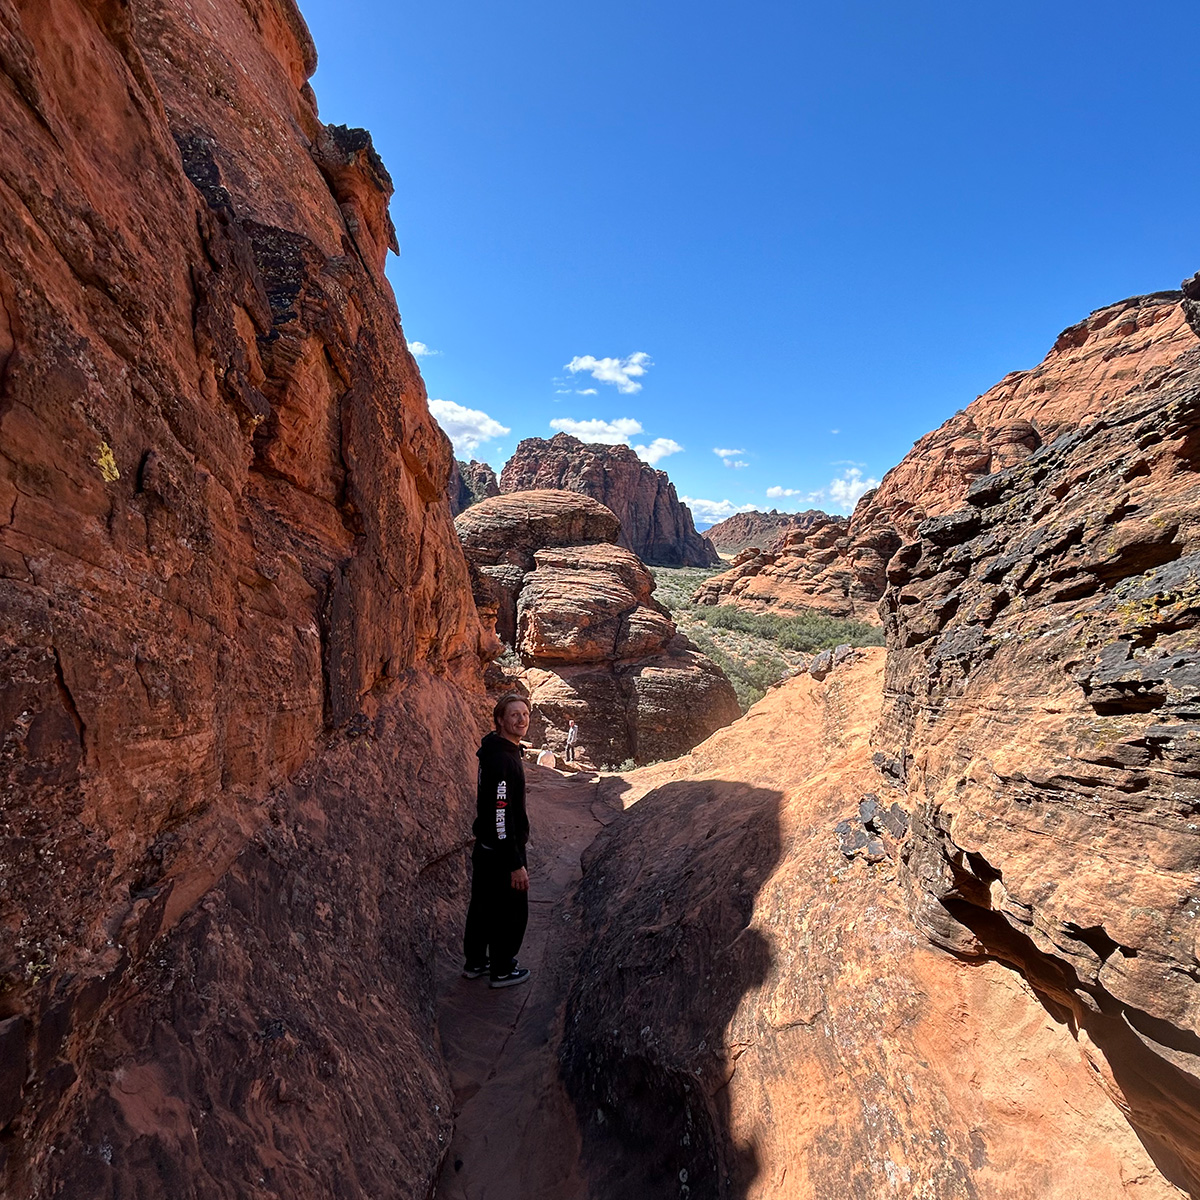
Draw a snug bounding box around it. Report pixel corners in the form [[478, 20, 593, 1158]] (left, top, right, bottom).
[[499, 432, 720, 567], [692, 513, 889, 622], [456, 491, 739, 764], [880, 356, 1200, 1193], [704, 508, 841, 555], [0, 3, 486, 1196], [558, 655, 1182, 1198], [697, 292, 1200, 621], [448, 458, 499, 516]]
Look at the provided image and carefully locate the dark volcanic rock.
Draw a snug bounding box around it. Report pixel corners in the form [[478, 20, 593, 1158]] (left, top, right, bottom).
[[0, 2, 487, 1196], [499, 432, 720, 566], [880, 356, 1200, 1194]]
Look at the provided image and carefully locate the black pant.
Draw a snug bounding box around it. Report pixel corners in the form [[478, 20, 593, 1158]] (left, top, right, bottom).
[[463, 843, 528, 978], [566, 744, 575, 762]]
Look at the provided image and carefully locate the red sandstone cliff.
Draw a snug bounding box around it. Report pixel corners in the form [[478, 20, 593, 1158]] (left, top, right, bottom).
[[499, 432, 720, 567], [0, 2, 485, 1195], [554, 298, 1200, 1198], [696, 292, 1200, 621], [448, 458, 499, 516]]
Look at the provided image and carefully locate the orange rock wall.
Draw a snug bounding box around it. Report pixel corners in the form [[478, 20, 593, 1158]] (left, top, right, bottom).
[[697, 294, 1200, 621], [0, 0, 484, 1193]]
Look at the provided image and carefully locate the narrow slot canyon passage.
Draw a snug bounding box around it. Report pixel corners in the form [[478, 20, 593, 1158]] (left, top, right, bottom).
[[434, 764, 611, 1200]]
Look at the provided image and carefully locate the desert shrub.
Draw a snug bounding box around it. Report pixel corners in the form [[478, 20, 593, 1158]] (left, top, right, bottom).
[[647, 565, 722, 611], [690, 605, 883, 652]]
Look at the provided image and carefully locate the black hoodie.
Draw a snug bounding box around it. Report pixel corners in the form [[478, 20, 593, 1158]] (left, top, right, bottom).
[[473, 731, 528, 871]]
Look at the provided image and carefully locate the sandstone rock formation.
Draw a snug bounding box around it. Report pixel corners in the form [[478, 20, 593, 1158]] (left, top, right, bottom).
[[499, 432, 720, 567], [0, 3, 487, 1196], [558, 654, 1183, 1198], [693, 513, 886, 622], [880, 355, 1200, 1193], [456, 490, 739, 764], [697, 291, 1200, 622], [448, 458, 499, 516], [704, 508, 841, 556]]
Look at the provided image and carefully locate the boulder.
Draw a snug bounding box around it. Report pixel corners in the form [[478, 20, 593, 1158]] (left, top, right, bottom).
[[499, 432, 720, 566], [457, 491, 739, 763]]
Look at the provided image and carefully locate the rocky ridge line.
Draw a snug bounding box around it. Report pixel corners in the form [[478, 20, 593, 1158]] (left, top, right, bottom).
[[696, 291, 1200, 621]]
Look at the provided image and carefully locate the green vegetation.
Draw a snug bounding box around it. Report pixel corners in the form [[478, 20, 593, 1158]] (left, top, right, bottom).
[[650, 566, 884, 712], [689, 604, 884, 652]]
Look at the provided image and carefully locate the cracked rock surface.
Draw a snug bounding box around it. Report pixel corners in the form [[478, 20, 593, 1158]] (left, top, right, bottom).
[[557, 654, 1180, 1198], [881, 354, 1200, 1192]]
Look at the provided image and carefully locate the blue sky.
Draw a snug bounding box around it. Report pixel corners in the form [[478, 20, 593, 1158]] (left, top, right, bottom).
[[299, 0, 1199, 526]]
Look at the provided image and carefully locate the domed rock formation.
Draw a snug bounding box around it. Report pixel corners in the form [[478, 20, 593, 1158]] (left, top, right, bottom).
[[456, 490, 739, 764], [696, 291, 1200, 622], [704, 508, 842, 556], [448, 458, 500, 516], [499, 432, 720, 567]]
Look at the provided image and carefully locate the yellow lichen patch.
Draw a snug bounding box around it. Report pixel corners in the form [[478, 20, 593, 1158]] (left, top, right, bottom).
[[96, 442, 120, 482]]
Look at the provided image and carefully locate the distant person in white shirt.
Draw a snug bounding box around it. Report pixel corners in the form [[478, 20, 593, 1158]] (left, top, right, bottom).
[[565, 719, 579, 763]]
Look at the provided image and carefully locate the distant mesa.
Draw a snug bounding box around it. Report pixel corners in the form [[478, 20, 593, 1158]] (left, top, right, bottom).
[[448, 458, 499, 516], [455, 489, 739, 764], [499, 432, 720, 567], [705, 507, 843, 555]]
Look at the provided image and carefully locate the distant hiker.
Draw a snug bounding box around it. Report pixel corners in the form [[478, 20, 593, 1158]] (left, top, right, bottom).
[[565, 719, 579, 763], [463, 694, 532, 989]]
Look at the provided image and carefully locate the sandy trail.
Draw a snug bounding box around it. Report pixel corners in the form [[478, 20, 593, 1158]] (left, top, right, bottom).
[[434, 764, 611, 1200]]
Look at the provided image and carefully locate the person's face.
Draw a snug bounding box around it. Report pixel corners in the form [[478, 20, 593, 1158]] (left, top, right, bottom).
[[498, 701, 530, 743]]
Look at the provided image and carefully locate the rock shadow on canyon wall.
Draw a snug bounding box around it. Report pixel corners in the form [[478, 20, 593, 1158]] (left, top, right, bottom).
[[559, 777, 784, 1200]]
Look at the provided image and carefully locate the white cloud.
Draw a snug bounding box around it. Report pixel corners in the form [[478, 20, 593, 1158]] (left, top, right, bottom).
[[563, 352, 652, 394], [407, 341, 439, 358], [766, 486, 802, 498], [681, 497, 759, 528], [550, 416, 644, 444], [577, 388, 598, 395], [713, 447, 746, 459], [828, 467, 878, 511], [728, 460, 749, 469], [830, 428, 840, 435], [634, 438, 683, 465], [551, 418, 683, 465], [428, 399, 510, 454]]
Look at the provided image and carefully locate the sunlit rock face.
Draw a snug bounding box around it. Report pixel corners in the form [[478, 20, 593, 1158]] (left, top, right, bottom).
[[500, 432, 721, 567], [559, 653, 1184, 1199], [456, 490, 739, 764], [881, 351, 1200, 1194], [448, 458, 499, 516], [0, 1, 490, 1195], [695, 292, 1200, 623]]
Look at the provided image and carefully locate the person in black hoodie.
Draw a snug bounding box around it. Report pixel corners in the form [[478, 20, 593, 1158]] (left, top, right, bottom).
[[463, 693, 532, 988]]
